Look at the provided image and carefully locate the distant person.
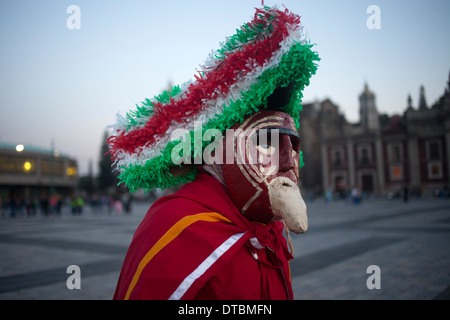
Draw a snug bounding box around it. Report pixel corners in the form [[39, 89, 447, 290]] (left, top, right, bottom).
[[351, 187, 361, 205], [325, 188, 333, 204], [403, 186, 409, 202]]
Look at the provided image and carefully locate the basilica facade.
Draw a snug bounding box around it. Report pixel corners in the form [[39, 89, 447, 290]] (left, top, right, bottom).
[[299, 75, 450, 198]]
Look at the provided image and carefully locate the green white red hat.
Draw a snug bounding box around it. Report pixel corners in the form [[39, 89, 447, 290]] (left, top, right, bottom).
[[107, 5, 320, 192]]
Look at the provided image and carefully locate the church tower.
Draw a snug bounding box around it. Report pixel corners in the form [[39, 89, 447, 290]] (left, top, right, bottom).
[[359, 82, 379, 131], [418, 85, 428, 110]]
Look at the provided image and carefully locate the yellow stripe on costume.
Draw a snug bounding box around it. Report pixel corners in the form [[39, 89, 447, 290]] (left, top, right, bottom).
[[124, 212, 231, 300]]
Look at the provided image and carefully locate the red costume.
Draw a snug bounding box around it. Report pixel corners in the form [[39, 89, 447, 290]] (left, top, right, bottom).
[[113, 172, 293, 300]]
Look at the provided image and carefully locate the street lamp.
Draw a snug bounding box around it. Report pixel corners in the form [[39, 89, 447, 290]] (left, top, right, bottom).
[[16, 144, 24, 152]]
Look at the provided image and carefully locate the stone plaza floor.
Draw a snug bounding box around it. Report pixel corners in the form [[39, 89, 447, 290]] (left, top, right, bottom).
[[0, 195, 449, 300]]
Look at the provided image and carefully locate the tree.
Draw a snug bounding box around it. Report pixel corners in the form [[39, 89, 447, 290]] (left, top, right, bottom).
[[378, 113, 391, 129], [97, 130, 117, 192]]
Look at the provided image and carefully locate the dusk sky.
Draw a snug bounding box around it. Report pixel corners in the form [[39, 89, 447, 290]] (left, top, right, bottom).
[[0, 0, 449, 175]]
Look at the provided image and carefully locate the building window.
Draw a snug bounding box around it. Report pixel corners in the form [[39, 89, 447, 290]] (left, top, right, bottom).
[[428, 161, 443, 180], [42, 159, 64, 176], [334, 151, 342, 167], [426, 140, 442, 160], [388, 143, 402, 162], [0, 155, 36, 174], [357, 144, 372, 166], [331, 147, 345, 168], [389, 164, 404, 181], [361, 148, 369, 164], [66, 166, 77, 177]]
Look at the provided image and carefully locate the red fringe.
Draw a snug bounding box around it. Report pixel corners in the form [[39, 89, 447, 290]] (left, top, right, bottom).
[[109, 8, 300, 158]]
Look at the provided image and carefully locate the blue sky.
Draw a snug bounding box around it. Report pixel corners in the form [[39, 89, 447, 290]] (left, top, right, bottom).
[[0, 0, 449, 175]]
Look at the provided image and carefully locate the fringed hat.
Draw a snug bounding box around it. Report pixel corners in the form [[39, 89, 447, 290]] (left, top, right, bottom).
[[107, 5, 320, 192]]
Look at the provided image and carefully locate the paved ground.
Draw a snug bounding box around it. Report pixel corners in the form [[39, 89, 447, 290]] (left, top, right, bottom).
[[290, 197, 450, 300], [0, 195, 449, 300]]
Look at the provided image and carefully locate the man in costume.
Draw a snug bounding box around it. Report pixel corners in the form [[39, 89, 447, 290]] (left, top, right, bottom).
[[109, 5, 319, 300]]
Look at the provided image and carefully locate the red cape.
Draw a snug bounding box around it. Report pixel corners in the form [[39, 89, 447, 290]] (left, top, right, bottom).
[[113, 172, 294, 300]]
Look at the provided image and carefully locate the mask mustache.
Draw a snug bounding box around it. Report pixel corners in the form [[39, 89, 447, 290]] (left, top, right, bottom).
[[268, 176, 308, 234]]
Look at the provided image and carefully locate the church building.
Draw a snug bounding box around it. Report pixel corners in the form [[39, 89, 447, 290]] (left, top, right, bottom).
[[299, 74, 450, 197]]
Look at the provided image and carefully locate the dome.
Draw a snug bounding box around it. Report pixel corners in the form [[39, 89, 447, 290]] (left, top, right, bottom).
[[360, 83, 375, 98]]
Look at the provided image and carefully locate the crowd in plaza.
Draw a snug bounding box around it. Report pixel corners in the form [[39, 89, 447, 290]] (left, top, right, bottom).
[[0, 193, 135, 218]]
